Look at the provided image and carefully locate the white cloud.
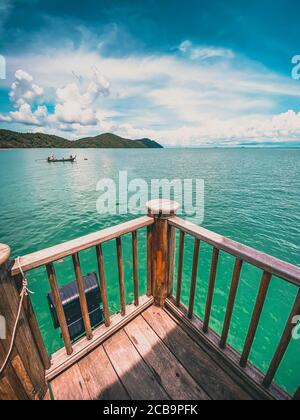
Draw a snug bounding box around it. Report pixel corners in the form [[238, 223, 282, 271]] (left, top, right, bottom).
[[115, 110, 300, 146], [10, 103, 47, 126], [179, 40, 235, 60], [9, 69, 44, 107], [2, 45, 300, 145]]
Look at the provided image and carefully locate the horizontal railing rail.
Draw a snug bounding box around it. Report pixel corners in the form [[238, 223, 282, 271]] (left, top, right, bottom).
[[11, 216, 154, 276], [169, 216, 300, 287], [10, 216, 154, 358], [168, 215, 300, 398]]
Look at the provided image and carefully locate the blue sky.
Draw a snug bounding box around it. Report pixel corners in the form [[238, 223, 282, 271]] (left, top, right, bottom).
[[0, 0, 300, 146]]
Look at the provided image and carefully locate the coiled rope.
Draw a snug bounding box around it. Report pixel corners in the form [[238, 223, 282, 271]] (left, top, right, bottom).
[[0, 257, 33, 376]]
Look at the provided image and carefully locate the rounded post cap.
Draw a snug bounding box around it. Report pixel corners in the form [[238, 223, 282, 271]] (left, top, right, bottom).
[[0, 244, 11, 266], [146, 199, 180, 216]]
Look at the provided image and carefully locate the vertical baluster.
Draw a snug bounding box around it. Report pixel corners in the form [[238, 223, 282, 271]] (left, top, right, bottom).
[[203, 247, 220, 333], [220, 258, 243, 349], [176, 231, 185, 307], [240, 271, 271, 367], [188, 238, 200, 319], [116, 236, 126, 316], [263, 290, 300, 388], [167, 225, 176, 297], [132, 231, 139, 306], [46, 263, 73, 355], [147, 225, 153, 297], [72, 253, 93, 340], [96, 244, 110, 327]]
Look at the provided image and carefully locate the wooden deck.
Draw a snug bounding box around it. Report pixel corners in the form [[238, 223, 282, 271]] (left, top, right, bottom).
[[48, 306, 259, 400]]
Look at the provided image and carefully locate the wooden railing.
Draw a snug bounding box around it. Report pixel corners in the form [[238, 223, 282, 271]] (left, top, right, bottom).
[[1, 199, 299, 399], [11, 216, 154, 359], [167, 215, 300, 398]]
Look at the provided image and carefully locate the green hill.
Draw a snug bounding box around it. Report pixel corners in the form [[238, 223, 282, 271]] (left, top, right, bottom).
[[0, 130, 163, 149]]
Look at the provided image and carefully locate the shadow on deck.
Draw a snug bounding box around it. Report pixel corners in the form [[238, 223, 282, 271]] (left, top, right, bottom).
[[48, 305, 260, 401]]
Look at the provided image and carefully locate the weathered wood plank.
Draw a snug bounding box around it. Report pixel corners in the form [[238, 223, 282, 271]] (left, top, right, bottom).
[[175, 231, 185, 306], [72, 252, 93, 340], [124, 316, 210, 400], [12, 216, 154, 276], [104, 329, 169, 400], [50, 364, 91, 400], [203, 247, 219, 333], [78, 346, 129, 400], [220, 258, 243, 348], [132, 231, 139, 306], [165, 297, 290, 400], [15, 273, 51, 370], [142, 305, 252, 400], [11, 355, 36, 399], [0, 376, 19, 401], [168, 217, 300, 288], [188, 238, 200, 319], [0, 261, 47, 400], [240, 271, 271, 367], [96, 244, 110, 327], [46, 263, 73, 355], [116, 237, 126, 316]]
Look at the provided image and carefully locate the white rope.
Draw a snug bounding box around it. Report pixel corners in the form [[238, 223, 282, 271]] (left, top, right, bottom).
[[0, 257, 34, 376]]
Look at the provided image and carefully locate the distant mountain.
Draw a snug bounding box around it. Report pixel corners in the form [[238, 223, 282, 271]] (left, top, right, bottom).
[[0, 129, 163, 149]]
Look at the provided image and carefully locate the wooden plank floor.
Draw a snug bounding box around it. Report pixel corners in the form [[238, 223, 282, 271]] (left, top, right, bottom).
[[49, 306, 256, 400]]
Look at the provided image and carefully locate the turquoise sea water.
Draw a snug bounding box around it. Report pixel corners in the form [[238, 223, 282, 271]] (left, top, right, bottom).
[[0, 148, 299, 395]]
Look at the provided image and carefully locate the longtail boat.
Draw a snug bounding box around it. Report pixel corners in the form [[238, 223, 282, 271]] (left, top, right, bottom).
[[47, 155, 76, 163]]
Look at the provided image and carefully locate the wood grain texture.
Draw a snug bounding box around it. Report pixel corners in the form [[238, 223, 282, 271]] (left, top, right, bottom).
[[78, 346, 129, 400], [152, 217, 169, 307], [165, 297, 290, 400], [124, 315, 210, 400], [143, 305, 252, 400], [14, 273, 50, 370], [0, 261, 47, 400], [104, 329, 169, 400], [168, 217, 300, 287], [12, 216, 154, 276], [51, 364, 91, 400]]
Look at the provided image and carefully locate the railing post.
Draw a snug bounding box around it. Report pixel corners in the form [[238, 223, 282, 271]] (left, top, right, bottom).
[[146, 200, 179, 307], [0, 244, 47, 400]]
